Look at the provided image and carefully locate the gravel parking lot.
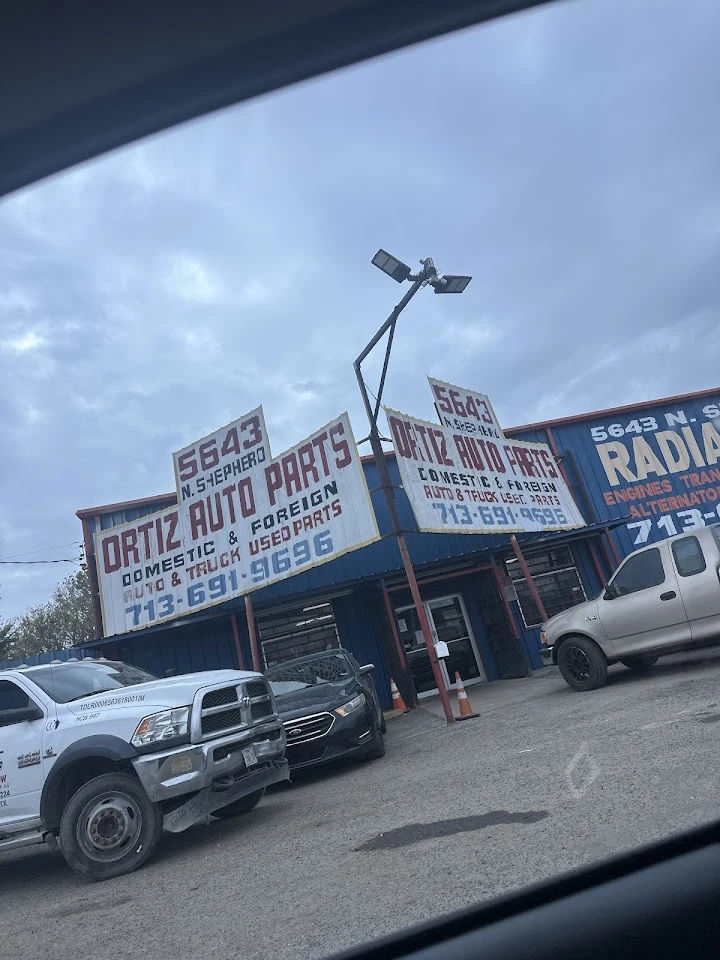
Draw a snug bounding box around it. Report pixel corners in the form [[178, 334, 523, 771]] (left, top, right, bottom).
[[3, 650, 720, 960]]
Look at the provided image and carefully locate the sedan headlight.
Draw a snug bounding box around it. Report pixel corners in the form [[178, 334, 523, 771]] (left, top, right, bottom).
[[131, 707, 190, 747], [335, 693, 366, 717]]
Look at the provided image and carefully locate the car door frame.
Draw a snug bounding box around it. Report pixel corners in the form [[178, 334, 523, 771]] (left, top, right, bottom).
[[0, 677, 56, 828], [671, 531, 720, 642], [598, 542, 691, 657]]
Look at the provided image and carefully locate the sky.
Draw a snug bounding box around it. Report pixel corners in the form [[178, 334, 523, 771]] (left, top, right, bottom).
[[1, 0, 719, 619]]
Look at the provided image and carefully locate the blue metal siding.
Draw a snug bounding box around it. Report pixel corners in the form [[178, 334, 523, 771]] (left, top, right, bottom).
[[1, 647, 88, 670], [332, 589, 394, 709], [499, 538, 604, 669], [386, 577, 499, 682], [510, 391, 720, 563], [86, 460, 511, 610], [117, 618, 238, 677], [244, 457, 511, 606], [84, 499, 177, 538]]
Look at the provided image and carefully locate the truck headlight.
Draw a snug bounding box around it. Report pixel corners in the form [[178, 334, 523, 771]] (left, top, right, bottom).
[[335, 693, 366, 717], [132, 707, 190, 747], [540, 630, 548, 647]]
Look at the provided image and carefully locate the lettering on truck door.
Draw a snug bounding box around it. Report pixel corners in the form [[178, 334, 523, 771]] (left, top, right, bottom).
[[597, 543, 691, 656], [0, 679, 53, 825]]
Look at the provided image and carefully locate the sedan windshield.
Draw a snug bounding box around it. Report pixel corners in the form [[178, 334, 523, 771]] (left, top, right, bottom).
[[266, 654, 351, 696], [28, 662, 158, 704]]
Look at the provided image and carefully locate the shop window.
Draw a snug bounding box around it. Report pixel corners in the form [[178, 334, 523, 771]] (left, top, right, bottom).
[[506, 545, 586, 628], [257, 602, 339, 667]]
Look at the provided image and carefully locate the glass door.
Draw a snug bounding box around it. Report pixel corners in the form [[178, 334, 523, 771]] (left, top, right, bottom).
[[394, 594, 485, 698], [427, 595, 486, 689]]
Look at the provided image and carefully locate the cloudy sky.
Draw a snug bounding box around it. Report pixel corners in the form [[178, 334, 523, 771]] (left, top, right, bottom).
[[1, 0, 719, 619]]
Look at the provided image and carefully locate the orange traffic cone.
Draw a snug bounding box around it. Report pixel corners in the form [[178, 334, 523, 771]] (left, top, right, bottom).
[[454, 672, 479, 721], [390, 678, 409, 713]]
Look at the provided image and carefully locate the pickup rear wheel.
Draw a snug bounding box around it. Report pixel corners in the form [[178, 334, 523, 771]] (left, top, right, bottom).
[[557, 636, 608, 691], [213, 788, 265, 819], [59, 772, 163, 881]]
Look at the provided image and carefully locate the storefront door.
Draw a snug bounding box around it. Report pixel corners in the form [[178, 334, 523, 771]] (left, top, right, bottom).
[[394, 594, 486, 698]]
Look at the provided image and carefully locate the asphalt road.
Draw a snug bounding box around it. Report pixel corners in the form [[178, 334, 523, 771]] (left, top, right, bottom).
[[3, 650, 720, 960]]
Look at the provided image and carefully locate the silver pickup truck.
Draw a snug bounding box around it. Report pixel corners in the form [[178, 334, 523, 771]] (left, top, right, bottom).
[[541, 524, 720, 690]]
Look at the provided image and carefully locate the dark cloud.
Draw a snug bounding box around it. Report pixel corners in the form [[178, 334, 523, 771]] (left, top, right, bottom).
[[1, 0, 718, 616]]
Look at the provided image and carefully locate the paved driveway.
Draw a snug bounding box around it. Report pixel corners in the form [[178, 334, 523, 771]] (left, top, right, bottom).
[[2, 650, 720, 960]]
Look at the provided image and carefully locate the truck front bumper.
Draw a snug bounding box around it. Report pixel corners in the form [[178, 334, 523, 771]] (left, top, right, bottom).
[[539, 646, 553, 662], [132, 720, 287, 804], [162, 758, 289, 833]]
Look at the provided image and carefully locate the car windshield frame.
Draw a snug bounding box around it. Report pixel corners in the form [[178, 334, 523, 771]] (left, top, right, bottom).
[[27, 661, 159, 704]]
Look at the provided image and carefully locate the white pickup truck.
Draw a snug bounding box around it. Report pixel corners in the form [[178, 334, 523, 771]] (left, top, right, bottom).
[[0, 657, 288, 879]]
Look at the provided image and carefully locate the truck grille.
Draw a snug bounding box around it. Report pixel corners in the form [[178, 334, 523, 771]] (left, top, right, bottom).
[[203, 687, 238, 708], [251, 700, 274, 721], [199, 679, 275, 740], [283, 712, 335, 745]]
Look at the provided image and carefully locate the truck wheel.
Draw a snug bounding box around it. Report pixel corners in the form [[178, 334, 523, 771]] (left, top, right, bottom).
[[621, 655, 659, 672], [213, 788, 266, 819], [59, 772, 163, 881], [557, 636, 608, 691]]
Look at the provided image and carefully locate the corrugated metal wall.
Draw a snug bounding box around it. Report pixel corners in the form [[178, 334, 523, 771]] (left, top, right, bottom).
[[504, 538, 604, 668], [1, 647, 88, 670], [510, 390, 720, 561], [82, 459, 511, 610], [332, 588, 394, 709], [387, 576, 499, 681], [116, 617, 239, 677]]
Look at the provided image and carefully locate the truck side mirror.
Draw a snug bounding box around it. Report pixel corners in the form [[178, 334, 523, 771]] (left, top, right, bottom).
[[604, 582, 618, 601], [0, 705, 44, 727]]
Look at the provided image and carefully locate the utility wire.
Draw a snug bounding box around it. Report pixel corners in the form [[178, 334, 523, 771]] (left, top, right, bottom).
[[0, 557, 82, 565], [0, 541, 81, 561]]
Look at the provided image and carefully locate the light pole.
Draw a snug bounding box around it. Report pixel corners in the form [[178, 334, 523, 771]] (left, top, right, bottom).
[[354, 250, 472, 724]]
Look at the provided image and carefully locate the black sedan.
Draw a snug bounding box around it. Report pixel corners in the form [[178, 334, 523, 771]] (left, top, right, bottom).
[[265, 649, 386, 770]]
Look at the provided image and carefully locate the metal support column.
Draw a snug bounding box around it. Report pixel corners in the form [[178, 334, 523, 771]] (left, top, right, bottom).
[[230, 613, 246, 670], [492, 561, 531, 677], [245, 593, 262, 672], [354, 273, 454, 723]]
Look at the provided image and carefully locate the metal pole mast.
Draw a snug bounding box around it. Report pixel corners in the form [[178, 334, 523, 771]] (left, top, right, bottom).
[[354, 266, 455, 724]]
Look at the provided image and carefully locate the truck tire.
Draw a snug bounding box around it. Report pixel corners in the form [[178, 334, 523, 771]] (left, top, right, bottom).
[[59, 772, 163, 881], [213, 788, 266, 819], [557, 636, 608, 691], [621, 655, 659, 672]]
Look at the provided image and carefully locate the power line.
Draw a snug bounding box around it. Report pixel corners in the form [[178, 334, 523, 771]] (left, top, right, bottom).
[[0, 541, 81, 562], [0, 557, 82, 565]]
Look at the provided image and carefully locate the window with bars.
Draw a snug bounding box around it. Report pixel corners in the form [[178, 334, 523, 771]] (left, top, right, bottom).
[[257, 601, 340, 667], [506, 545, 587, 628]]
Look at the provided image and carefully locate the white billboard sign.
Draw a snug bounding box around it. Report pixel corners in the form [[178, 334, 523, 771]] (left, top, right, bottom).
[[428, 376, 504, 440], [95, 410, 379, 637], [385, 378, 585, 536], [94, 505, 189, 638]]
